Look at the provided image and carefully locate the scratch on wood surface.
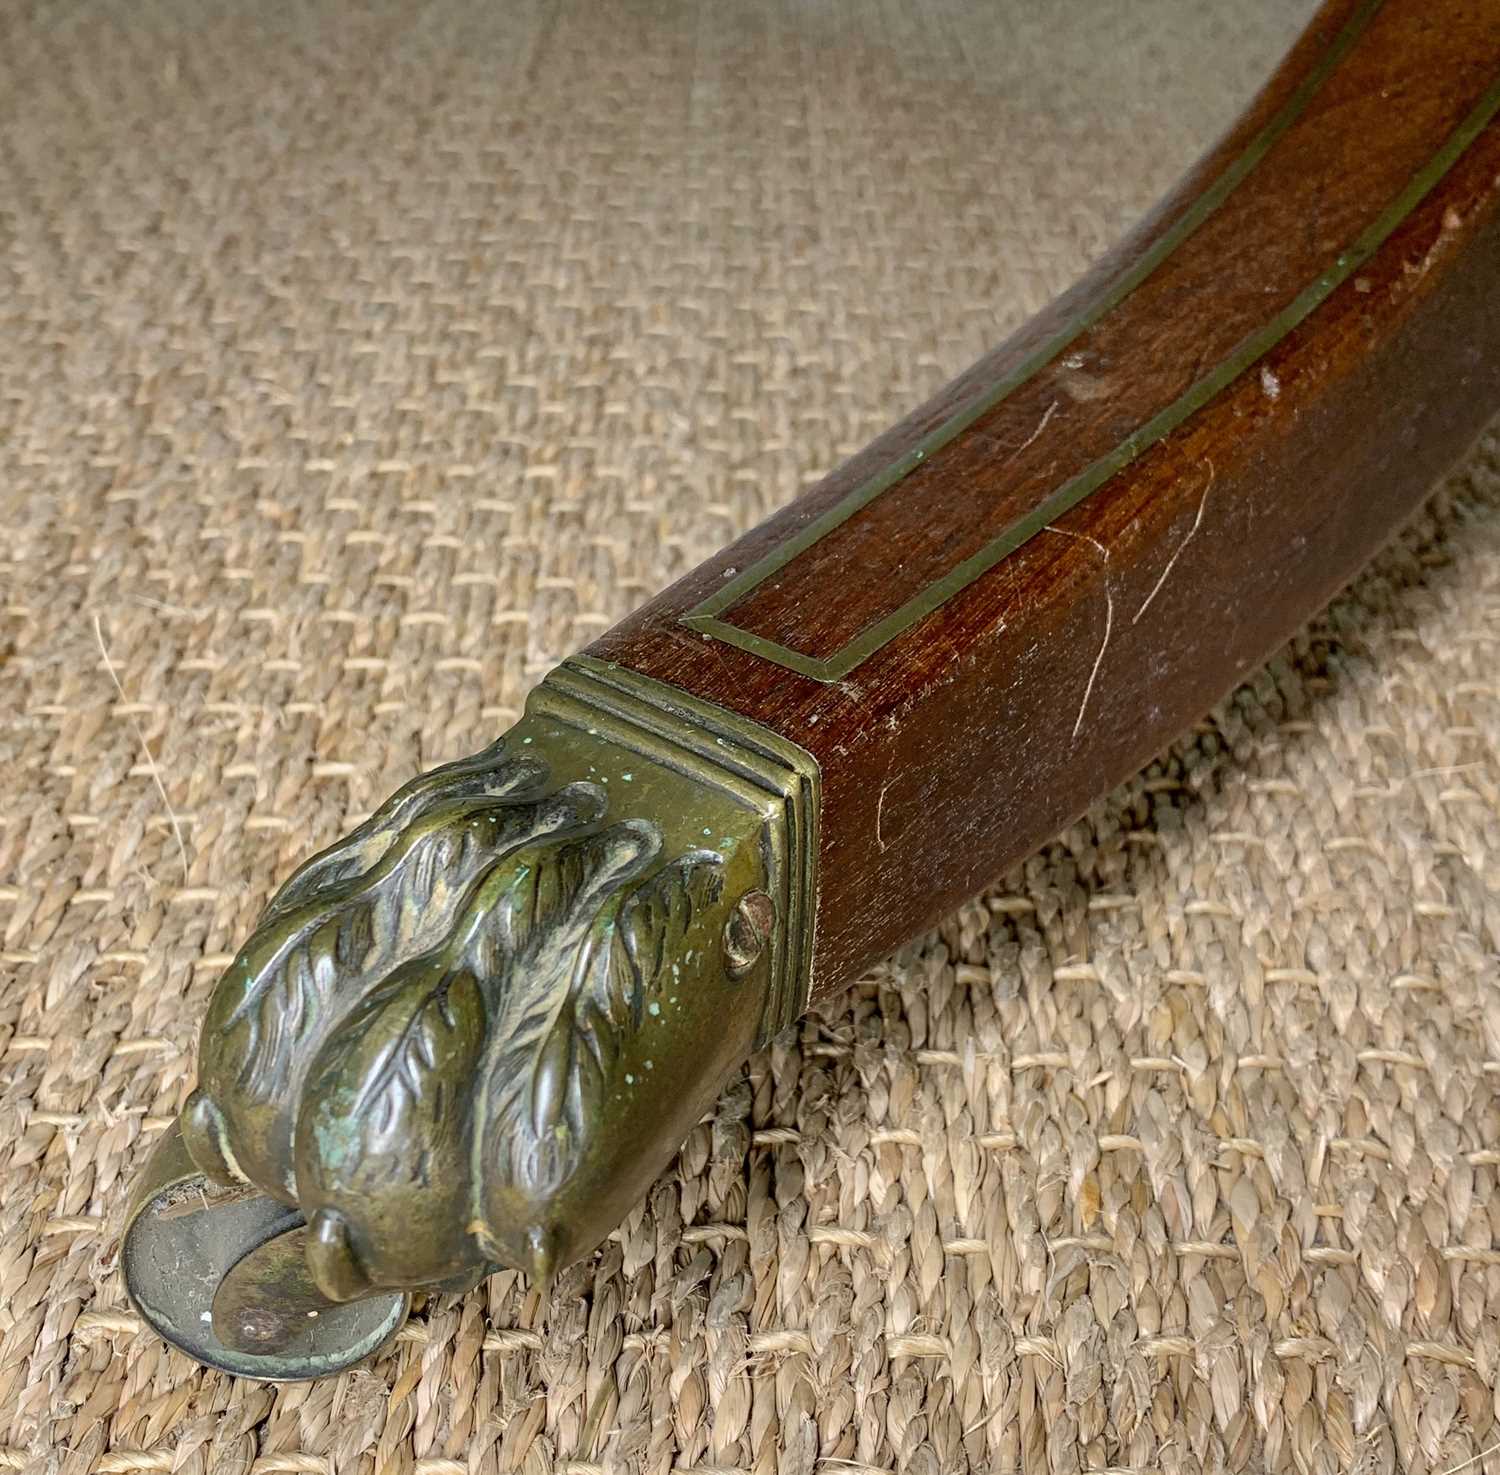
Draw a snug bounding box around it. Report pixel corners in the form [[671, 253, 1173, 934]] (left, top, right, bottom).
[[876, 778, 891, 852], [92, 612, 190, 883], [1043, 526, 1111, 740], [1133, 462, 1214, 626], [668, 622, 733, 683], [1043, 525, 1108, 562], [1073, 585, 1114, 740], [1014, 399, 1059, 455]]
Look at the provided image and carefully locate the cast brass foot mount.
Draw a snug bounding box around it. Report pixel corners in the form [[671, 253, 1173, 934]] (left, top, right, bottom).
[[123, 657, 818, 1378]]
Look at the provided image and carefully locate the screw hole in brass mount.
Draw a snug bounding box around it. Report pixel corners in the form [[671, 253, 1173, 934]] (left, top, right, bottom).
[[723, 890, 775, 978]]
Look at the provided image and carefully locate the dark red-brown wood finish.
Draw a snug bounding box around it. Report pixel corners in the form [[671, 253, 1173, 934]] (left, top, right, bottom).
[[590, 0, 1500, 1001]]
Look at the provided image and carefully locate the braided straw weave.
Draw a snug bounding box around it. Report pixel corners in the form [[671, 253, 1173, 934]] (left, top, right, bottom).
[[4, 1, 1499, 1470]]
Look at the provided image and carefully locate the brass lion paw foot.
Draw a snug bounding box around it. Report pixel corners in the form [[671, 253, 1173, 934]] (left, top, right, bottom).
[[124, 657, 817, 1378]]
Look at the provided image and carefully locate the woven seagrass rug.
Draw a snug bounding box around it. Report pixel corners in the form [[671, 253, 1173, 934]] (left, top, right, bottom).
[[5, 1, 1500, 1471]]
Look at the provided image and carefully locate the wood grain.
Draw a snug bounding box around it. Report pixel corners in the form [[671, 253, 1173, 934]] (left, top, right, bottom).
[[588, 0, 1500, 999]]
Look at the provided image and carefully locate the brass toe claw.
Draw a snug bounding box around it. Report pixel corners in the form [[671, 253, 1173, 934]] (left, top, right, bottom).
[[122, 1123, 410, 1381]]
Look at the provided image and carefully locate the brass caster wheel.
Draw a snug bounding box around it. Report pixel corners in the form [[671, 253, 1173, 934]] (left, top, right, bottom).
[[122, 1123, 410, 1381]]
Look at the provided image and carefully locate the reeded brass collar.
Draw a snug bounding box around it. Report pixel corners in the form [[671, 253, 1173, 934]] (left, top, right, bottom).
[[123, 657, 818, 1378]]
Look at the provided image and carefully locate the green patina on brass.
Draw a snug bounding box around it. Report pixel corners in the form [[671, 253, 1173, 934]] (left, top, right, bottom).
[[123, 657, 819, 1377]]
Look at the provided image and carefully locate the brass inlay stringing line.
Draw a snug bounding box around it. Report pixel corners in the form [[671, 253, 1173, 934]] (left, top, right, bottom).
[[682, 0, 1404, 681]]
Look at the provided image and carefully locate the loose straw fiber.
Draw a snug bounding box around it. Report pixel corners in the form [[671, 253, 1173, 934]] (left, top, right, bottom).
[[3, 2, 1498, 1472]]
